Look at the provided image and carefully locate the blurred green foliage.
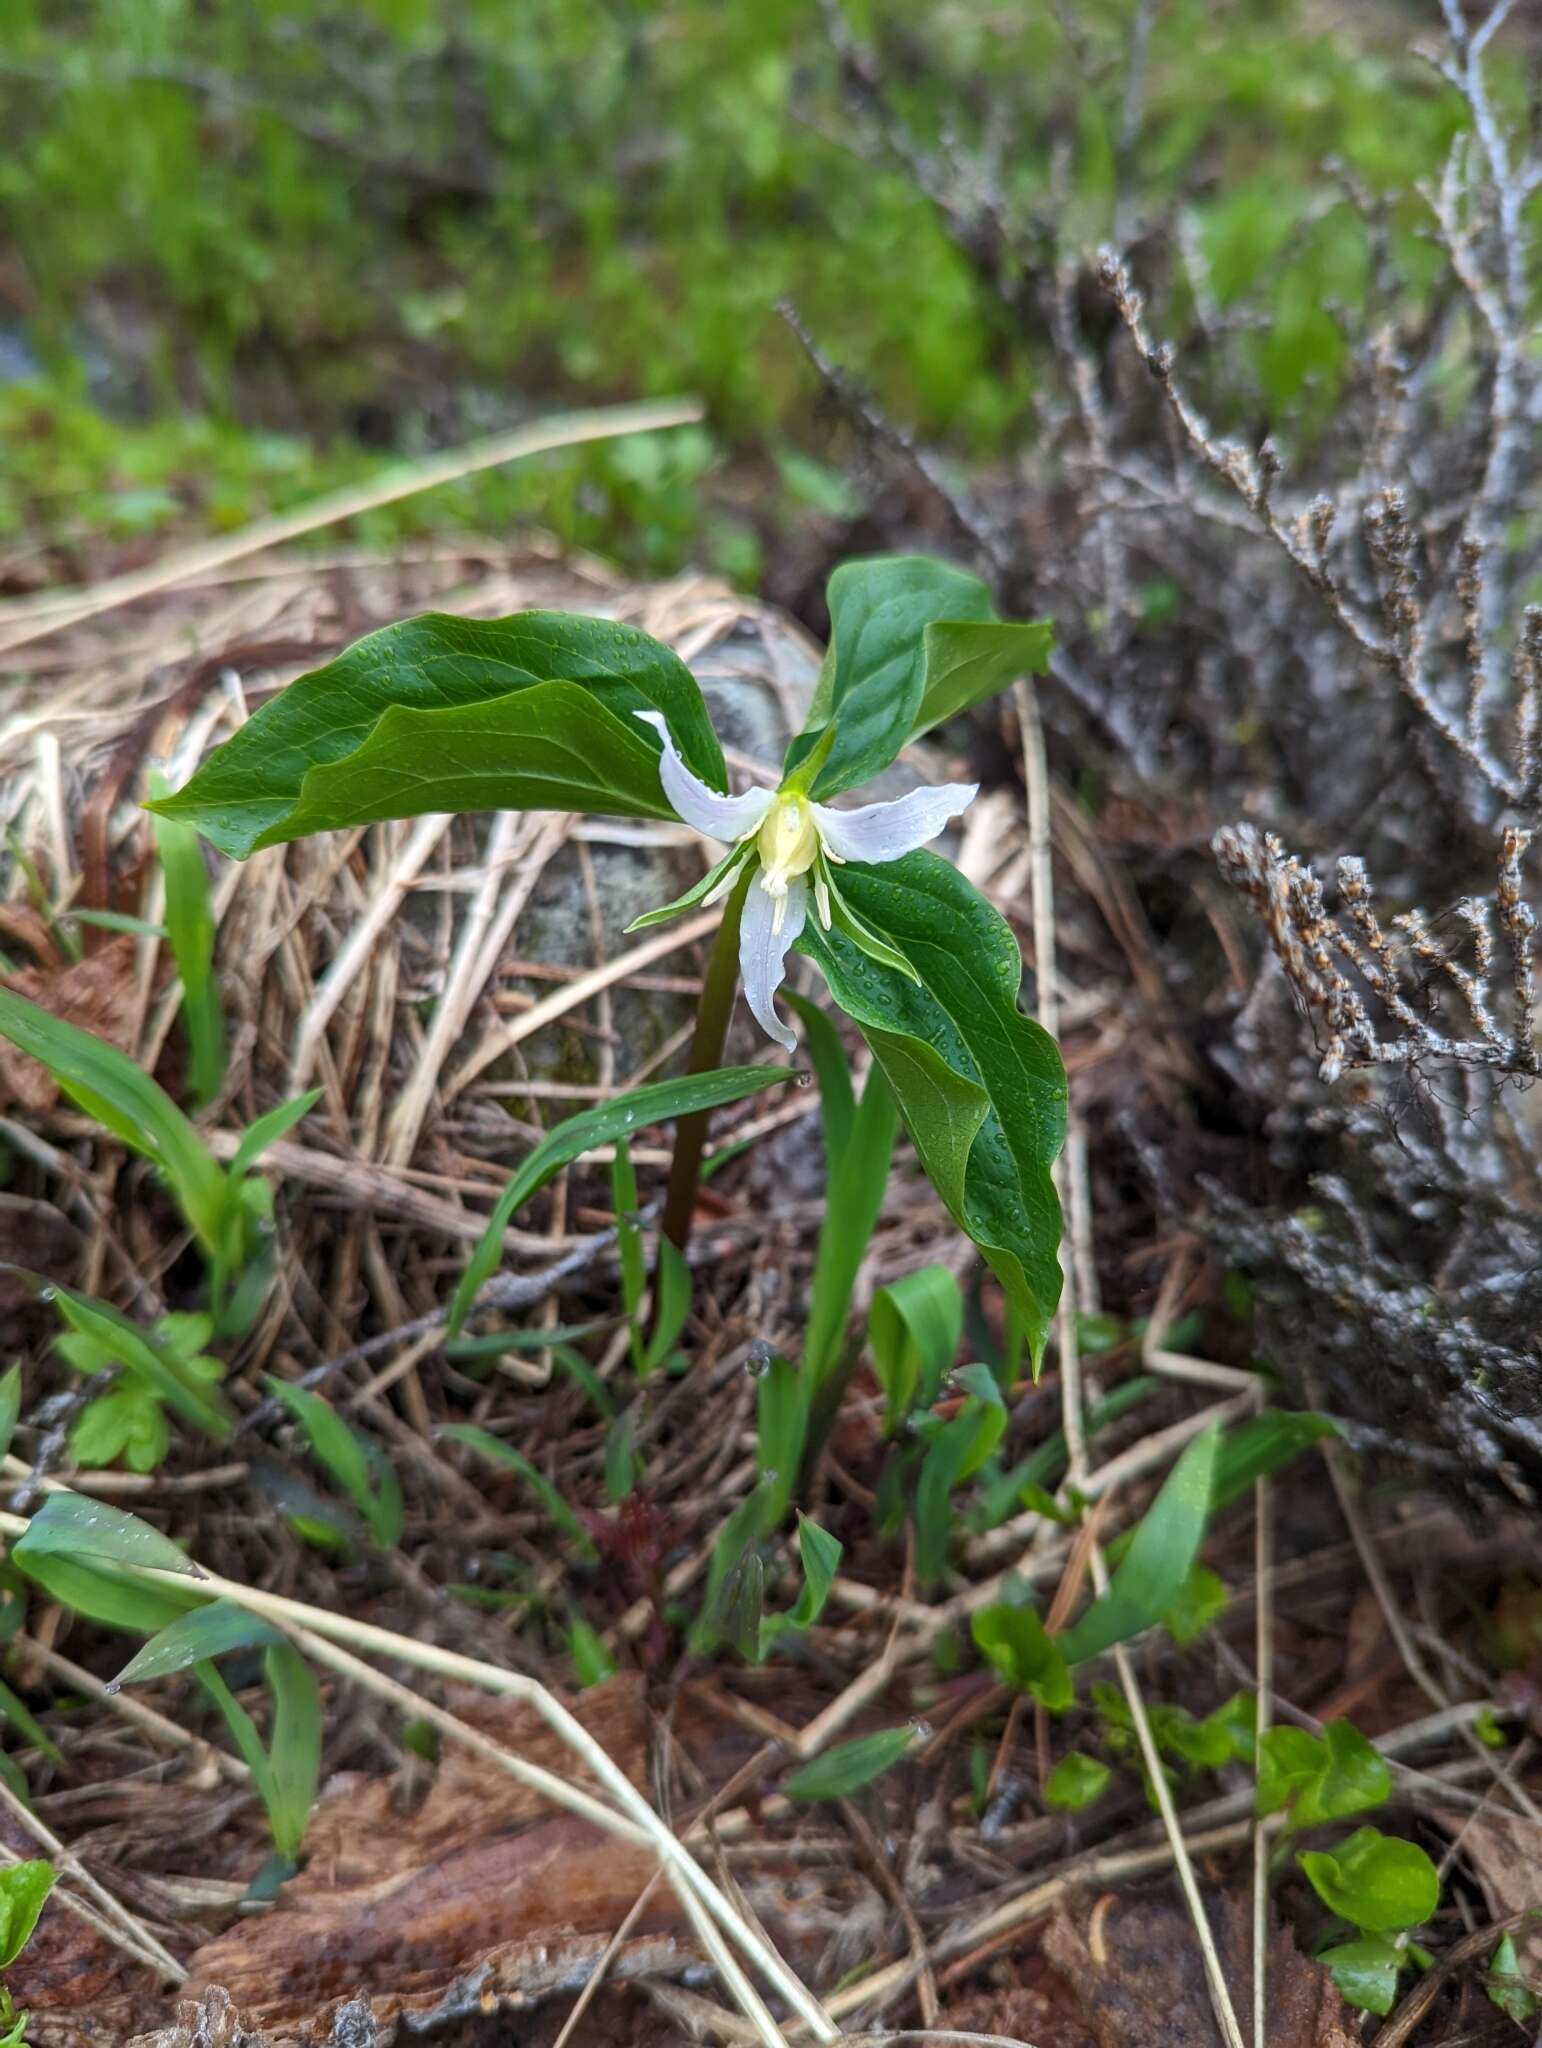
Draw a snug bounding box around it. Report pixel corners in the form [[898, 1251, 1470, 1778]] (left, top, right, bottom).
[[0, 0, 1473, 579]]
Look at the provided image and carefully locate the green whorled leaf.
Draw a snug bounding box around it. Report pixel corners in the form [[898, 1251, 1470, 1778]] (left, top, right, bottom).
[[1319, 1935, 1404, 2017], [797, 850, 1065, 1365], [913, 618, 1054, 740], [971, 1600, 1072, 1711], [0, 990, 230, 1256], [51, 1289, 233, 1440], [149, 611, 727, 858], [786, 557, 1050, 796], [1057, 1424, 1221, 1665], [1298, 1828, 1440, 1934], [450, 1065, 788, 1331], [111, 1599, 284, 1688], [1045, 1751, 1113, 1812], [14, 1491, 202, 1580], [784, 1724, 917, 1802], [0, 1860, 55, 1970], [869, 1265, 964, 1435]]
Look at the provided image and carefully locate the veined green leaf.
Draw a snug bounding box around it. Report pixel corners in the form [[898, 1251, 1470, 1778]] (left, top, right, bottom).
[[1058, 1424, 1221, 1664], [112, 1600, 284, 1687], [11, 1548, 198, 1635], [787, 557, 1048, 796], [784, 1724, 916, 1801], [914, 617, 1054, 739], [149, 611, 726, 858], [0, 989, 230, 1255], [1319, 1935, 1403, 2016], [450, 1064, 788, 1330], [1211, 1409, 1338, 1509], [798, 850, 1065, 1365]]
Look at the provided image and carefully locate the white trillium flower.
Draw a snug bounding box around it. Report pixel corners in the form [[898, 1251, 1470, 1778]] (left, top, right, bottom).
[[633, 709, 977, 1053]]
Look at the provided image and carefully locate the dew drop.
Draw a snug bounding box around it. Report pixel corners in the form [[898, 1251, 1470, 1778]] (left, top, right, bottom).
[[744, 1340, 774, 1378], [38, 1286, 56, 1303], [794, 1069, 813, 1089], [909, 1717, 933, 1744]]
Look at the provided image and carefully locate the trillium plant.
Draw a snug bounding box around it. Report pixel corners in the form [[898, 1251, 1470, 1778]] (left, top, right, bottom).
[[153, 555, 1068, 1360]]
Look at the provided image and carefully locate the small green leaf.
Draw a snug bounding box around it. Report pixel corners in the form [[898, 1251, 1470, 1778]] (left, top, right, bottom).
[[0, 1677, 61, 1767], [915, 1370, 1006, 1584], [717, 1548, 766, 1661], [1299, 1827, 1440, 1934], [1163, 1563, 1228, 1648], [1256, 1720, 1388, 1826], [439, 1426, 596, 1558], [0, 990, 230, 1257], [783, 992, 855, 1159], [913, 617, 1054, 739], [869, 1266, 963, 1436], [1045, 1752, 1112, 1811], [1487, 1931, 1541, 2023], [111, 1600, 284, 1688], [756, 1355, 807, 1521], [228, 1089, 323, 1180], [269, 1381, 401, 1551], [971, 1600, 1073, 1711], [1057, 1424, 1220, 1664], [1319, 1934, 1404, 2016], [643, 1236, 692, 1375], [149, 611, 727, 858], [14, 1492, 201, 1579], [1211, 1410, 1338, 1510], [69, 1385, 170, 1474], [11, 1548, 196, 1635], [803, 1062, 898, 1384], [260, 1644, 322, 1860], [0, 1860, 54, 1969], [52, 1289, 232, 1441], [567, 1615, 618, 1689], [450, 1065, 789, 1331], [0, 1366, 21, 1464], [784, 1724, 917, 1802], [150, 777, 225, 1108], [760, 1514, 842, 1654]]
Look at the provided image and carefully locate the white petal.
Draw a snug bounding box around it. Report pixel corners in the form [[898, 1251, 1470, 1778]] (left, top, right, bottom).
[[811, 781, 978, 866], [739, 871, 807, 1053], [634, 710, 773, 841]]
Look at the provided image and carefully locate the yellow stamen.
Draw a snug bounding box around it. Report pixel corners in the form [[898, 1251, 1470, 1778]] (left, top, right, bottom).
[[756, 795, 819, 901]]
